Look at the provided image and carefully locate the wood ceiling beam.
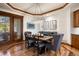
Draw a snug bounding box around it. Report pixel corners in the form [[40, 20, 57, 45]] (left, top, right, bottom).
[[6, 3, 69, 16]]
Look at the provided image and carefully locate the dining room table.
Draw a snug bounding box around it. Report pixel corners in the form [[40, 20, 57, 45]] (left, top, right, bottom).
[[35, 35, 53, 41]]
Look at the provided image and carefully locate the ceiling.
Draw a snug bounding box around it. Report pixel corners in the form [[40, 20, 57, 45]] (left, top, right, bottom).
[[0, 3, 68, 15], [0, 3, 12, 10]]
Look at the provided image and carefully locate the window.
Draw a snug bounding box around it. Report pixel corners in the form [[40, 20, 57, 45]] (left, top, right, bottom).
[[0, 16, 10, 32]]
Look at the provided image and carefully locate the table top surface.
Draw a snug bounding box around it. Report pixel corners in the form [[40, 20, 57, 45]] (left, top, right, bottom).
[[35, 36, 53, 41]]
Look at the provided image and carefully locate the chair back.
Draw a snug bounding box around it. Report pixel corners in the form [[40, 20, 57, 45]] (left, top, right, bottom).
[[53, 34, 64, 51], [24, 31, 32, 40], [49, 32, 57, 36], [39, 31, 57, 36]]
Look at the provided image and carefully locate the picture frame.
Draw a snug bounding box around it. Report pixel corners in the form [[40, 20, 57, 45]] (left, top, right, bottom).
[[27, 23, 35, 29]]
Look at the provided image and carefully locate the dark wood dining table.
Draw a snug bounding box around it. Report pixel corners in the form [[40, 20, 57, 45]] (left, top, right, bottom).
[[34, 35, 53, 41]]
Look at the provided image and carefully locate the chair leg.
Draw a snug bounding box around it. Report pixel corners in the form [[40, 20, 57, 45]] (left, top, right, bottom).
[[54, 50, 61, 56], [59, 48, 61, 55], [54, 51, 59, 56], [45, 47, 47, 55], [54, 51, 57, 56]]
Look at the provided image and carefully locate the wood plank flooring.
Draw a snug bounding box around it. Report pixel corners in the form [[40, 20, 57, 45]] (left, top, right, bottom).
[[0, 41, 79, 56]]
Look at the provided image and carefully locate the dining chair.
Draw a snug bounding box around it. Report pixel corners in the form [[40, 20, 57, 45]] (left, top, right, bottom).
[[24, 31, 31, 36], [24, 32, 35, 48], [33, 37, 45, 55], [45, 34, 64, 55]]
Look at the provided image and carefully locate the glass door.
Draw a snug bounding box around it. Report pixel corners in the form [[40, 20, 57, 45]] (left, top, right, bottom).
[[14, 18, 22, 41], [0, 16, 10, 43]]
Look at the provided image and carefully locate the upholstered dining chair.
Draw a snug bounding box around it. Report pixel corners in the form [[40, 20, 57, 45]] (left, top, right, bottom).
[[33, 37, 45, 55], [24, 32, 35, 48], [24, 31, 31, 36], [45, 34, 64, 55]]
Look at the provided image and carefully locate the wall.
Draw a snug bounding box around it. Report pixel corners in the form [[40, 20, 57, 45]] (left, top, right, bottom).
[[70, 3, 79, 35], [23, 15, 40, 34]]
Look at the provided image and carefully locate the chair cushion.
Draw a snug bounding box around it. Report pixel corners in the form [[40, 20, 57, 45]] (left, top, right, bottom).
[[28, 40, 35, 43], [46, 43, 53, 49], [39, 44, 45, 47], [34, 41, 45, 47]]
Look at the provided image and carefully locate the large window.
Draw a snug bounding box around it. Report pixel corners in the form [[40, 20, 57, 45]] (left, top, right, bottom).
[[0, 16, 10, 41], [0, 16, 10, 32]]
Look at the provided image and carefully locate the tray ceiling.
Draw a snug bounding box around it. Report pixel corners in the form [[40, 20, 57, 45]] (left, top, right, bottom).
[[0, 3, 68, 15]]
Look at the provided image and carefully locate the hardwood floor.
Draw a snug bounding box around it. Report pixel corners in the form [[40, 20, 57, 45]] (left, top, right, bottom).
[[0, 41, 79, 56]]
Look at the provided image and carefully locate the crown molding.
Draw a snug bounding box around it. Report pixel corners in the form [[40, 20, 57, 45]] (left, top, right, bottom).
[[6, 3, 69, 16]]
